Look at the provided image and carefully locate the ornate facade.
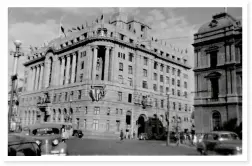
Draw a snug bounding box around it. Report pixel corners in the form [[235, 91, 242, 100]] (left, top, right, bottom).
[[192, 12, 242, 133], [19, 11, 193, 138]]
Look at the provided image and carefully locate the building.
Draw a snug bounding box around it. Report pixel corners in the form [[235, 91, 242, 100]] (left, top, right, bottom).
[[18, 11, 193, 138], [192, 12, 242, 134]]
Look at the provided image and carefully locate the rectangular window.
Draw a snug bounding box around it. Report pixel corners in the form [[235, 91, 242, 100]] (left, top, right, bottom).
[[166, 66, 170, 73], [58, 93, 62, 102], [123, 53, 125, 60], [172, 68, 175, 75], [160, 75, 164, 82], [172, 78, 175, 85], [107, 107, 110, 115], [119, 63, 123, 71], [118, 52, 120, 58], [142, 81, 148, 89], [128, 94, 132, 103], [118, 75, 123, 84], [144, 57, 148, 65], [166, 87, 169, 94], [179, 103, 181, 111], [160, 65, 164, 72], [120, 109, 123, 115], [65, 92, 68, 101], [155, 99, 158, 107], [80, 74, 83, 82], [172, 88, 175, 95], [210, 51, 218, 68], [81, 61, 84, 69], [177, 69, 181, 77], [128, 66, 133, 74], [153, 84, 157, 91], [78, 90, 81, 99], [53, 94, 56, 102], [154, 73, 157, 80], [116, 108, 119, 114], [185, 104, 188, 111], [184, 81, 187, 88], [160, 86, 163, 93], [143, 69, 148, 77], [116, 120, 120, 132], [93, 119, 99, 131], [173, 102, 176, 110], [118, 92, 122, 101], [161, 100, 164, 108], [166, 76, 169, 84], [128, 53, 133, 62], [154, 62, 157, 69], [106, 120, 110, 131], [177, 90, 181, 96], [177, 80, 180, 87], [128, 77, 133, 86], [184, 91, 188, 98], [94, 107, 100, 115]]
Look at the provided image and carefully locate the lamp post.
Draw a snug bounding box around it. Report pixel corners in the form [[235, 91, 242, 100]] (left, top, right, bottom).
[[166, 92, 170, 146], [8, 40, 23, 133]]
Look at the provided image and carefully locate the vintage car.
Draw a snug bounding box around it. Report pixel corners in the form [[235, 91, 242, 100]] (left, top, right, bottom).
[[72, 129, 84, 138], [196, 131, 242, 155], [21, 123, 68, 156], [8, 134, 41, 156]]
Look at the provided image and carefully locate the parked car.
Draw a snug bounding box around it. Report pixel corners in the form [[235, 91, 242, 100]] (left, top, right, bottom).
[[72, 129, 83, 138], [196, 131, 242, 155], [21, 123, 68, 156], [8, 134, 41, 156]]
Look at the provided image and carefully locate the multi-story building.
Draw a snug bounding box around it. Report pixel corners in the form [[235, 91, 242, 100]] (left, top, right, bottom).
[[19, 11, 193, 138], [192, 12, 242, 133]]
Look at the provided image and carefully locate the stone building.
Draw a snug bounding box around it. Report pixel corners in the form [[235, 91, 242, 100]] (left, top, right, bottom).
[[192, 12, 242, 133], [19, 11, 193, 138]]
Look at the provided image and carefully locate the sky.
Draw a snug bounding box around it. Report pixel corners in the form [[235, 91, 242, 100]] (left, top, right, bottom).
[[8, 7, 242, 88]]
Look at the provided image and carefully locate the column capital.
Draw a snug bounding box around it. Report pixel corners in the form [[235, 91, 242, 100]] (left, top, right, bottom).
[[90, 45, 99, 49]]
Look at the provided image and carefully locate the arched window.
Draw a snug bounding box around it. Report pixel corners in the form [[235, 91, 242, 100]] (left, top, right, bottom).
[[212, 111, 221, 131], [58, 109, 61, 121]]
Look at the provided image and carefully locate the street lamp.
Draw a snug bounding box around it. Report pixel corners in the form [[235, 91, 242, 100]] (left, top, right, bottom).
[[8, 40, 23, 132], [166, 92, 170, 146]]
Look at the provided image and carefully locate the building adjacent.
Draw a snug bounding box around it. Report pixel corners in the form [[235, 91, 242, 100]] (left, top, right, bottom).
[[192, 12, 242, 133], [19, 11, 193, 138]]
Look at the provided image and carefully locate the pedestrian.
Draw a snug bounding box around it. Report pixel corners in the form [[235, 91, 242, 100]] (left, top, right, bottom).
[[176, 133, 180, 146], [126, 129, 129, 139], [133, 131, 136, 139], [120, 129, 124, 141], [61, 125, 66, 140]]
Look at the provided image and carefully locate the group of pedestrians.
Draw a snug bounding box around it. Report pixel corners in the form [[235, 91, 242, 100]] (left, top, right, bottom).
[[61, 125, 73, 140], [120, 129, 136, 141]]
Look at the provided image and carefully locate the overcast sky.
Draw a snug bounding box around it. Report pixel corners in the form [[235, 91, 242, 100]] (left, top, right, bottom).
[[8, 7, 242, 87]]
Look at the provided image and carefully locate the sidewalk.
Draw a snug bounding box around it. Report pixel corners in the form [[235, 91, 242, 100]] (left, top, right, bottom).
[[161, 142, 197, 149]]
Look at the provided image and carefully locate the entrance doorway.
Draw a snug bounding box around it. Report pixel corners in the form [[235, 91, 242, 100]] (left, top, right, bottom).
[[137, 114, 147, 137]]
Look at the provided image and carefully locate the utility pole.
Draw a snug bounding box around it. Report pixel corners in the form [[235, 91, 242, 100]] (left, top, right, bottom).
[[8, 40, 23, 133]]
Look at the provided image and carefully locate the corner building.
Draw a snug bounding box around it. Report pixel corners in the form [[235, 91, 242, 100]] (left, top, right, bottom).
[[192, 12, 242, 133], [19, 11, 193, 138]]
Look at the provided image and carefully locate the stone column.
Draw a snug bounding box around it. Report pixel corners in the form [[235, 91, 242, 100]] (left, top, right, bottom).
[[226, 44, 230, 63], [109, 47, 115, 82], [60, 57, 66, 85], [92, 46, 98, 81], [39, 64, 44, 90], [71, 53, 77, 83], [227, 69, 232, 95], [28, 67, 33, 91], [232, 68, 237, 95], [32, 67, 36, 90], [44, 58, 52, 88], [35, 65, 40, 90], [104, 46, 110, 81], [54, 57, 61, 86], [65, 55, 71, 84], [231, 44, 235, 62]]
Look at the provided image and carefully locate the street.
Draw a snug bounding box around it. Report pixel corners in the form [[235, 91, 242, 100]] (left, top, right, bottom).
[[66, 138, 200, 156]]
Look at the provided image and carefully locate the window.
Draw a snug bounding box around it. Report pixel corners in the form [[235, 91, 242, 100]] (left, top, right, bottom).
[[80, 74, 83, 82], [154, 73, 157, 80], [128, 66, 133, 74], [119, 33, 124, 40], [177, 69, 181, 77], [142, 81, 148, 89], [116, 108, 119, 114], [172, 88, 175, 95], [116, 120, 120, 132], [177, 80, 180, 87], [81, 51, 86, 57], [118, 92, 122, 101], [166, 66, 170, 73], [153, 84, 157, 91], [83, 119, 87, 129], [120, 109, 123, 115], [123, 53, 125, 60], [141, 25, 145, 31], [166, 87, 169, 94], [173, 102, 176, 110], [65, 92, 68, 101], [128, 94, 132, 103], [53, 94, 56, 102], [210, 51, 218, 68], [166, 77, 169, 84], [172, 68, 175, 75], [160, 86, 163, 93], [81, 61, 84, 69], [184, 81, 187, 88], [128, 77, 133, 86], [185, 104, 188, 111], [172, 78, 175, 85], [118, 52, 120, 58], [143, 69, 148, 77], [96, 74, 99, 80], [179, 103, 181, 111], [94, 107, 100, 115], [129, 39, 134, 44], [58, 93, 62, 102], [118, 75, 123, 84], [177, 90, 180, 96], [154, 62, 158, 69], [161, 100, 164, 108], [184, 74, 188, 79], [211, 78, 219, 99], [160, 75, 164, 82], [160, 65, 164, 72], [212, 111, 221, 130], [93, 119, 99, 131], [184, 91, 188, 98], [144, 57, 148, 65], [119, 63, 123, 71], [106, 120, 110, 131], [155, 99, 158, 107], [78, 90, 81, 99], [128, 53, 133, 62]]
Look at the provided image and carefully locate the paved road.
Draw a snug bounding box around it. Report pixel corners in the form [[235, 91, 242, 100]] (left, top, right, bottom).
[[66, 138, 200, 156]]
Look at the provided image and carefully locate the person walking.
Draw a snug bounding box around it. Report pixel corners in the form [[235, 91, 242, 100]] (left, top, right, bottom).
[[120, 129, 124, 141], [61, 125, 66, 140]]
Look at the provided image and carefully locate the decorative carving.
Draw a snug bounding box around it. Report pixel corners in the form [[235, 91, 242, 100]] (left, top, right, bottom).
[[89, 85, 106, 102]]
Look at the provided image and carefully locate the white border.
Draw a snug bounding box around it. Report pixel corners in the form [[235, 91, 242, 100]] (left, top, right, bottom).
[[1, 0, 249, 164]]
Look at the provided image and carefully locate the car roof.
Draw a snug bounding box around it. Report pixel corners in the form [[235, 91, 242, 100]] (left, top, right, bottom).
[[8, 134, 35, 145]]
